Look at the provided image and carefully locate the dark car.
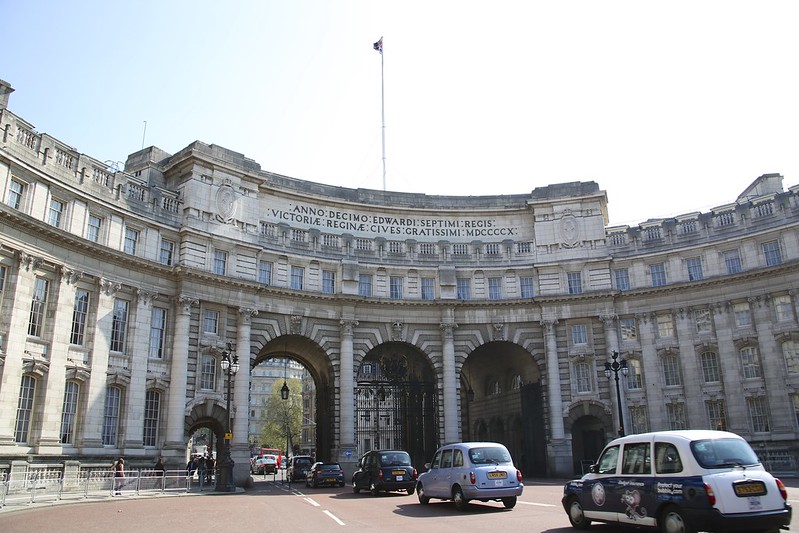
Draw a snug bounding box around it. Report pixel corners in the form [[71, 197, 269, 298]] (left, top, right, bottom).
[[352, 450, 417, 496], [306, 462, 345, 488], [287, 455, 314, 483]]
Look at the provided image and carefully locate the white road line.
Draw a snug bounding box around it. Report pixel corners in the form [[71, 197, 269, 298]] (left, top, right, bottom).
[[304, 497, 320, 507], [323, 510, 346, 525], [518, 501, 557, 507]]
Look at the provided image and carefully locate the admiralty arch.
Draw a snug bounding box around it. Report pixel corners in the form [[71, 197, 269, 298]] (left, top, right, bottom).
[[2, 79, 799, 485]]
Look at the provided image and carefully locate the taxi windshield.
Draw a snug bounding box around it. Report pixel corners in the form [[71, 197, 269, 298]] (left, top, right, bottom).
[[690, 438, 760, 469]]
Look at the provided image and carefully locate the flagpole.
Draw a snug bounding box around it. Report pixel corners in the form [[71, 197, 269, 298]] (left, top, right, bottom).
[[380, 39, 386, 191]]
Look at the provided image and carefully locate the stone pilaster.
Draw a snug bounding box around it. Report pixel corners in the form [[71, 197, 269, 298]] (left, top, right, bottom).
[[163, 294, 197, 450], [440, 320, 459, 444], [338, 318, 358, 458]]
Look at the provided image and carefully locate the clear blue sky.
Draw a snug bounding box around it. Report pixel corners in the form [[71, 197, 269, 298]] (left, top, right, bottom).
[[3, 0, 798, 226]]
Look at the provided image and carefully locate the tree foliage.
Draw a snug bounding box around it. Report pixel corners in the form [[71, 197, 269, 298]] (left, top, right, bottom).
[[258, 378, 303, 454]]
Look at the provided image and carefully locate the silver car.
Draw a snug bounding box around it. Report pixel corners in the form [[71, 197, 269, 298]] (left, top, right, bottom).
[[416, 442, 524, 510]]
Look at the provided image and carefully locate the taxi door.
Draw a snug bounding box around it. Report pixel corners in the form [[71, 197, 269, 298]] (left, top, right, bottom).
[[614, 440, 657, 528], [579, 444, 621, 525]]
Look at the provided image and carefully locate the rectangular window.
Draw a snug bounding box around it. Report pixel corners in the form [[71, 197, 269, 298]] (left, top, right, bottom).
[[740, 346, 762, 379], [322, 270, 335, 294], [102, 387, 121, 446], [574, 362, 592, 393], [456, 278, 471, 300], [694, 308, 713, 333], [200, 355, 216, 390], [567, 272, 582, 294], [290, 266, 304, 290], [48, 198, 64, 227], [667, 403, 687, 430], [733, 302, 752, 328], [614, 268, 630, 291], [389, 276, 403, 299], [28, 277, 49, 337], [421, 278, 435, 300], [784, 341, 799, 374], [149, 308, 167, 359], [488, 277, 502, 300], [705, 399, 726, 431], [686, 257, 703, 281], [203, 310, 219, 335], [60, 381, 79, 445], [620, 318, 637, 341], [258, 261, 273, 285], [213, 250, 227, 275], [15, 375, 36, 443], [626, 359, 643, 389], [358, 274, 372, 296], [763, 240, 783, 266], [650, 263, 667, 287], [520, 276, 534, 298], [70, 289, 90, 345], [724, 249, 742, 274], [571, 324, 588, 345], [7, 179, 24, 209], [774, 294, 794, 322], [143, 390, 160, 447], [110, 299, 129, 352], [700, 352, 720, 383], [123, 228, 139, 255], [662, 355, 682, 386], [747, 396, 769, 433], [629, 406, 649, 434], [657, 313, 674, 338], [87, 214, 102, 242], [159, 239, 175, 266]]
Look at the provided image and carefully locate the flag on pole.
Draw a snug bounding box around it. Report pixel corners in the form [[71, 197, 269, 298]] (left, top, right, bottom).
[[373, 37, 383, 54]]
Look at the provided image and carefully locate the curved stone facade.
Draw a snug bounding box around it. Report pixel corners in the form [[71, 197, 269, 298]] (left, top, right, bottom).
[[1, 81, 799, 482]]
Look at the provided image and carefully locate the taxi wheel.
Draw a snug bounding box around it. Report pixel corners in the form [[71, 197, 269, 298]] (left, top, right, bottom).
[[453, 486, 469, 511], [370, 481, 380, 497], [660, 505, 695, 533], [417, 483, 430, 504], [566, 496, 592, 530], [502, 497, 517, 509], [406, 486, 415, 495], [352, 480, 360, 494]]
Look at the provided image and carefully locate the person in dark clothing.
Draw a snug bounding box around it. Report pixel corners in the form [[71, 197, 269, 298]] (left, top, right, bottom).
[[155, 456, 165, 476], [112, 457, 125, 495]]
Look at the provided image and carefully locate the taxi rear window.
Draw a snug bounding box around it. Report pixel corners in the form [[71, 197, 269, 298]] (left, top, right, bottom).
[[690, 438, 759, 469]]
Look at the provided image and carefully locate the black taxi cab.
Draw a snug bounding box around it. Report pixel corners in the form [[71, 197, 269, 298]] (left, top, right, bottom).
[[562, 430, 791, 532]]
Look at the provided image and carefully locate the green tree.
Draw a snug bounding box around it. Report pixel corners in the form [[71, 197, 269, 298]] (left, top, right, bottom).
[[259, 378, 302, 454]]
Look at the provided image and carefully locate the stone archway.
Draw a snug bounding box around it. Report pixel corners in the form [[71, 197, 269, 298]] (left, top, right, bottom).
[[565, 400, 613, 476]]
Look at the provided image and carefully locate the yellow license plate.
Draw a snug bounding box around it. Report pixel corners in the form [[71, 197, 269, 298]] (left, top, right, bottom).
[[487, 471, 507, 479], [734, 481, 766, 497], [325, 478, 337, 483], [392, 470, 406, 475]]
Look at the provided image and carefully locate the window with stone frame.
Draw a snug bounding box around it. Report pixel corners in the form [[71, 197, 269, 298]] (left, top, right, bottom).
[[15, 375, 36, 443], [614, 268, 630, 291], [358, 274, 372, 296], [699, 351, 721, 383], [657, 313, 674, 338], [203, 309, 219, 335], [48, 197, 65, 228], [667, 402, 687, 430], [705, 399, 727, 431], [784, 340, 799, 374], [390, 276, 403, 299], [570, 324, 588, 345], [159, 239, 175, 266], [102, 386, 122, 446], [322, 270, 335, 294], [7, 178, 25, 209], [456, 278, 471, 300], [123, 227, 139, 255], [110, 299, 129, 353], [763, 240, 783, 266], [520, 276, 534, 298], [213, 250, 227, 275], [488, 277, 502, 300], [567, 271, 583, 294], [28, 276, 49, 337], [662, 354, 682, 386], [259, 261, 273, 285], [200, 355, 217, 390], [774, 294, 794, 322], [87, 214, 102, 242], [739, 346, 762, 379], [143, 390, 160, 447], [573, 361, 592, 393], [619, 318, 637, 341], [421, 277, 435, 300], [747, 396, 770, 433], [149, 307, 167, 359], [733, 301, 752, 328], [291, 266, 304, 290], [686, 256, 704, 281], [70, 289, 90, 346], [626, 358, 643, 390], [694, 308, 713, 334], [60, 381, 79, 445], [724, 249, 743, 274], [629, 405, 649, 434], [792, 394, 799, 429], [650, 263, 667, 287]]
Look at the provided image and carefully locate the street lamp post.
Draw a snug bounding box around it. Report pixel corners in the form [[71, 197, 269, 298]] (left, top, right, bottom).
[[216, 342, 239, 492], [281, 358, 290, 484], [604, 351, 629, 437]]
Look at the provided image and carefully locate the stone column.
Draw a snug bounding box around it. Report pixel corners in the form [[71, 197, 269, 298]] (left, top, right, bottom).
[[637, 313, 666, 430], [600, 314, 626, 435], [164, 295, 197, 451], [36, 268, 83, 451], [713, 302, 747, 434], [752, 295, 793, 435], [440, 321, 459, 444], [675, 308, 703, 426], [79, 277, 121, 452], [0, 253, 43, 446], [121, 289, 159, 453], [338, 319, 358, 459], [232, 307, 257, 485], [541, 319, 564, 439]]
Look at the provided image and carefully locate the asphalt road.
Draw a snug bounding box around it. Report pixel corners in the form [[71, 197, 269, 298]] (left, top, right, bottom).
[[2, 476, 798, 533]]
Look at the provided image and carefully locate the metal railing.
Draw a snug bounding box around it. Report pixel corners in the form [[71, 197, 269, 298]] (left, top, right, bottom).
[[1, 468, 192, 510]]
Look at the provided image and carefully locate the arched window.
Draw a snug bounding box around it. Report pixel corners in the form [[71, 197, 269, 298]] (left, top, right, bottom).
[[510, 374, 523, 390], [60, 381, 80, 444], [487, 379, 501, 396]]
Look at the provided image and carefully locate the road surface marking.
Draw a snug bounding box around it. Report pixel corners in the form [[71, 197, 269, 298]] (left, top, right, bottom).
[[519, 501, 557, 507], [304, 497, 320, 507], [324, 510, 345, 525]]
